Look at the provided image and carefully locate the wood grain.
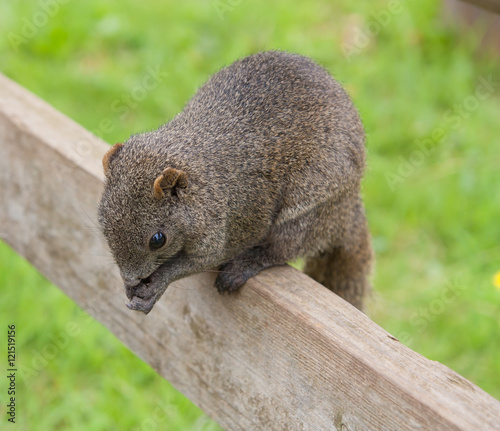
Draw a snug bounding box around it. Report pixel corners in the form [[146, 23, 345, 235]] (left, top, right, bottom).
[[1, 73, 499, 430]]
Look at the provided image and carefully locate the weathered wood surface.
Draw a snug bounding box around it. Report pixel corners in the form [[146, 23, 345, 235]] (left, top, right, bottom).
[[1, 73, 499, 431], [457, 0, 500, 13]]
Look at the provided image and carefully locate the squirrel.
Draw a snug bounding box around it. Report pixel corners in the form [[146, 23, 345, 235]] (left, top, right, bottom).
[[98, 50, 373, 315]]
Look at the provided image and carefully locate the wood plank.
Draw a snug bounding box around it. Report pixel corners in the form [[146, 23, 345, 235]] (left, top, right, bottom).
[[1, 73, 499, 430]]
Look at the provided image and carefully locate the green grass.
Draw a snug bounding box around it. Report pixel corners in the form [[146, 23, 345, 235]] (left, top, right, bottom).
[[1, 0, 499, 429]]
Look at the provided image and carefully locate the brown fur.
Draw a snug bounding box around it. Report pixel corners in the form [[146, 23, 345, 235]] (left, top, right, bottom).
[[153, 168, 188, 199], [98, 51, 373, 314], [102, 143, 123, 175]]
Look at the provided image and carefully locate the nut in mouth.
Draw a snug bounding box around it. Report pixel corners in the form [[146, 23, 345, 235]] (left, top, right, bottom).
[[125, 264, 167, 314]]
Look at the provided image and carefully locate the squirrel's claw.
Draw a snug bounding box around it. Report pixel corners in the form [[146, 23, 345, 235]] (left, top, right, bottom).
[[126, 295, 156, 314]]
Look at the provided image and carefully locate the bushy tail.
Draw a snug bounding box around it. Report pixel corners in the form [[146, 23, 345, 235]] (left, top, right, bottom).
[[304, 219, 373, 311]]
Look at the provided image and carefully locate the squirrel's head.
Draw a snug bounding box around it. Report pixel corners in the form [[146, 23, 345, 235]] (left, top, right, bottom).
[[98, 140, 192, 314]]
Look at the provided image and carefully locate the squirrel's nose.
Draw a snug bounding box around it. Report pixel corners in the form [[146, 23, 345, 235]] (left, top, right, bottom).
[[122, 274, 142, 299], [122, 277, 141, 287]]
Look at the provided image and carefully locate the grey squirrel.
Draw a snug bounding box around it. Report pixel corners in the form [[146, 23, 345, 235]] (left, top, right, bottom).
[[98, 51, 373, 314]]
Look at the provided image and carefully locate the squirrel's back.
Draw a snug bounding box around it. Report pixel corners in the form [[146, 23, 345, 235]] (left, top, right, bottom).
[[162, 51, 366, 210]]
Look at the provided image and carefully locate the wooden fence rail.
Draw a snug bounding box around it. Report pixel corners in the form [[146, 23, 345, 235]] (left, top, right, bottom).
[[1, 74, 499, 430]]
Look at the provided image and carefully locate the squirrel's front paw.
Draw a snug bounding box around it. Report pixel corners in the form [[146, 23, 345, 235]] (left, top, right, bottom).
[[215, 262, 252, 294]]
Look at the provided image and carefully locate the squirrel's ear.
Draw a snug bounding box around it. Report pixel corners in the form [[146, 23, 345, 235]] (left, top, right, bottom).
[[102, 143, 124, 175], [153, 167, 189, 199]]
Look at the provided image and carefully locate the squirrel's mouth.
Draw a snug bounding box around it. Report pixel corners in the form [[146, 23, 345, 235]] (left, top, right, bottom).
[[124, 264, 168, 314]]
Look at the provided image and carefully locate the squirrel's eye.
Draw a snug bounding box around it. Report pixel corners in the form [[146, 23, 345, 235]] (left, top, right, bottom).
[[149, 232, 166, 250]]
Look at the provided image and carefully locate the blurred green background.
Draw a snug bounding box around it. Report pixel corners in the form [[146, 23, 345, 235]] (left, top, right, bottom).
[[1, 0, 499, 429]]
